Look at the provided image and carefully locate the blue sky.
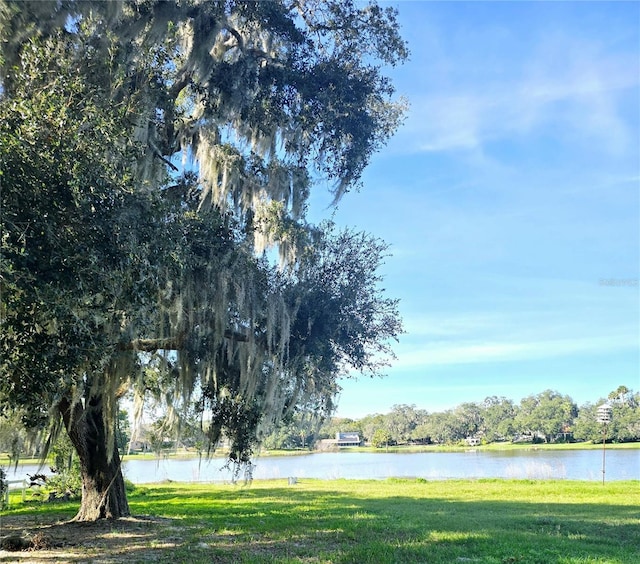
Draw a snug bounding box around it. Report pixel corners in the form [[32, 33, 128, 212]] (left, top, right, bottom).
[[309, 1, 639, 418]]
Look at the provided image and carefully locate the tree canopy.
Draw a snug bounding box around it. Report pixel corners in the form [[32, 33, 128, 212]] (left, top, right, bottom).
[[0, 0, 407, 520], [307, 387, 639, 449]]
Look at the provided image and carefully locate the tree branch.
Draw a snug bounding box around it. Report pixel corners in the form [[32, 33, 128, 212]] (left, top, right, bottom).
[[149, 140, 179, 171], [118, 330, 249, 352], [226, 26, 244, 51], [225, 329, 249, 342], [119, 337, 184, 352]]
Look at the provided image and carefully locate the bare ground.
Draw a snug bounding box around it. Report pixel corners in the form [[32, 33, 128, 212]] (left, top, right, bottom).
[[0, 513, 313, 563], [0, 514, 181, 563]]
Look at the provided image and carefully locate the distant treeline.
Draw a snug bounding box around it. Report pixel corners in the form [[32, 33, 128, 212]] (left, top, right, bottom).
[[3, 386, 636, 458], [262, 385, 639, 449]]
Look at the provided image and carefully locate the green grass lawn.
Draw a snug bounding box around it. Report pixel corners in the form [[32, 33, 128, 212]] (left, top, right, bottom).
[[2, 478, 639, 563]]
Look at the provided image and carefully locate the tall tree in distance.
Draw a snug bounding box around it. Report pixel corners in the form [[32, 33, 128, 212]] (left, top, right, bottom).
[[481, 396, 516, 442], [515, 390, 577, 444], [0, 0, 407, 520]]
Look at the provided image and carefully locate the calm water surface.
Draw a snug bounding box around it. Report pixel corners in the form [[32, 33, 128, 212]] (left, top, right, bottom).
[[7, 449, 639, 484]]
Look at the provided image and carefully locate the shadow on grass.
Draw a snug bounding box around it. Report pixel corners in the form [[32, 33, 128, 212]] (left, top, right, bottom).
[[1, 481, 638, 563]]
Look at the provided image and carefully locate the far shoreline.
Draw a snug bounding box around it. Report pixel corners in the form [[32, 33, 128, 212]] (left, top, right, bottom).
[[3, 440, 638, 467]]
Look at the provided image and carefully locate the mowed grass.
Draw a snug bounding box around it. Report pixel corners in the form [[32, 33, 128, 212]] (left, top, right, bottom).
[[3, 478, 639, 563]]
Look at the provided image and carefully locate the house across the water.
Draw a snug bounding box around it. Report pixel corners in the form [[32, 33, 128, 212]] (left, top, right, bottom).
[[335, 432, 361, 447]]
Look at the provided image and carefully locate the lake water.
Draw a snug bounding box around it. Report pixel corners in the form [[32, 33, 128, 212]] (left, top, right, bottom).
[[6, 449, 638, 485]]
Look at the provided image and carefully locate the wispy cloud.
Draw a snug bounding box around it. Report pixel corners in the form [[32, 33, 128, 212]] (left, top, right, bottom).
[[400, 32, 638, 156], [394, 333, 639, 369], [396, 292, 638, 369]]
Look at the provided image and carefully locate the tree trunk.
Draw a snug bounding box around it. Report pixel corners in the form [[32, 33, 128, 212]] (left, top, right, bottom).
[[59, 396, 130, 521]]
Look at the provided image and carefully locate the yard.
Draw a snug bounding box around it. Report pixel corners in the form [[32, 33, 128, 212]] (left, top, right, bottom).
[[1, 478, 638, 563]]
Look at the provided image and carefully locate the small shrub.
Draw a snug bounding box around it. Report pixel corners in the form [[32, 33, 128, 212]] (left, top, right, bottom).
[[42, 431, 81, 500], [46, 462, 82, 500]]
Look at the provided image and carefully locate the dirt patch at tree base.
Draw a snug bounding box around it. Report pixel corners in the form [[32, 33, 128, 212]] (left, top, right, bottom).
[[0, 514, 178, 563]]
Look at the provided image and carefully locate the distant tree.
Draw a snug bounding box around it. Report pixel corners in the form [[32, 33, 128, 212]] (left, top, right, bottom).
[[453, 402, 483, 439], [572, 403, 602, 443], [359, 414, 387, 444], [481, 396, 517, 442], [371, 428, 392, 449], [419, 411, 466, 445], [385, 404, 420, 444], [143, 417, 174, 455], [407, 409, 430, 443], [261, 427, 288, 450], [514, 390, 577, 443], [0, 413, 40, 461], [410, 420, 432, 444], [115, 411, 131, 456], [610, 395, 640, 442], [261, 412, 317, 450], [608, 385, 631, 405], [575, 387, 640, 443], [174, 407, 209, 455]]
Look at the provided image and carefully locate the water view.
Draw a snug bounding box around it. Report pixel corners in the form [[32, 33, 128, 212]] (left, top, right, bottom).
[[7, 449, 638, 485]]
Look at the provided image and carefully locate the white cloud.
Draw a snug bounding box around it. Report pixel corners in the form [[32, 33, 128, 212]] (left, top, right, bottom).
[[395, 294, 638, 369], [401, 35, 638, 156], [394, 333, 638, 369]]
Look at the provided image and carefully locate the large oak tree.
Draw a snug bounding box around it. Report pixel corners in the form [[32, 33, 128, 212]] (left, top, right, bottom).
[[0, 0, 406, 520]]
